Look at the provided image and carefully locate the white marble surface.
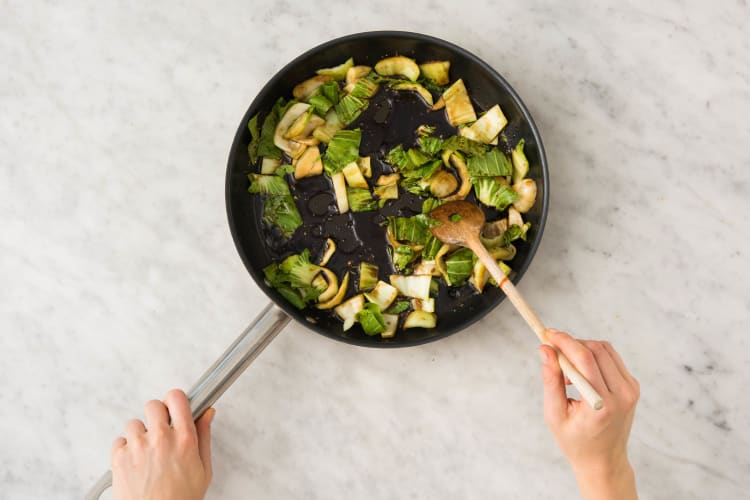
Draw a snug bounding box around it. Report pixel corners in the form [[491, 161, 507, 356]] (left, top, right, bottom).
[[2, 1, 749, 498]]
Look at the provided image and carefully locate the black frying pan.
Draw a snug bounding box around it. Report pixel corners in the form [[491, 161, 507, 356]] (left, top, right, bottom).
[[85, 31, 548, 498], [227, 30, 549, 346]]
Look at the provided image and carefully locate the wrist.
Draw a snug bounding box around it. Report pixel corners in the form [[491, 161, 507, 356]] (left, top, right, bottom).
[[572, 457, 637, 500]]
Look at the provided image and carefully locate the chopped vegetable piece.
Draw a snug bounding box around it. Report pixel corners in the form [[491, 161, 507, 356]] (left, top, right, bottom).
[[247, 173, 291, 196], [285, 109, 325, 140], [460, 105, 507, 144], [402, 175, 432, 198], [247, 113, 261, 165], [377, 173, 401, 186], [316, 268, 339, 303], [441, 135, 489, 157], [293, 75, 333, 101], [473, 177, 519, 210], [434, 243, 454, 283], [421, 236, 442, 261], [307, 93, 334, 117], [429, 169, 459, 198], [419, 61, 450, 86], [390, 274, 431, 300], [442, 79, 476, 126], [274, 103, 309, 158], [508, 206, 523, 227], [512, 179, 537, 213], [260, 157, 281, 174], [256, 98, 288, 160], [357, 156, 372, 178], [274, 164, 295, 177], [389, 245, 416, 271], [374, 56, 420, 81], [381, 314, 399, 338], [466, 148, 513, 177], [357, 302, 387, 336], [450, 214, 462, 222], [331, 172, 348, 213], [317, 58, 354, 81], [385, 300, 410, 315], [421, 197, 443, 214], [444, 248, 475, 286], [335, 294, 365, 331], [263, 263, 306, 310], [320, 81, 340, 105], [386, 146, 441, 185], [323, 129, 362, 175], [419, 135, 444, 155], [411, 297, 435, 313], [358, 262, 379, 292], [347, 187, 377, 212], [387, 214, 437, 245], [384, 144, 409, 169], [280, 250, 321, 288], [469, 260, 489, 292], [480, 219, 509, 248], [417, 124, 436, 136], [407, 148, 433, 168], [342, 161, 368, 188], [503, 223, 531, 246], [335, 94, 369, 125], [312, 109, 343, 143], [317, 271, 350, 310], [294, 146, 323, 179], [442, 154, 472, 201], [350, 75, 380, 99], [373, 182, 398, 202], [429, 278, 440, 295], [511, 139, 529, 184], [392, 82, 433, 105], [364, 281, 399, 311], [489, 243, 517, 261], [295, 137, 320, 147], [419, 78, 447, 94], [346, 65, 372, 86], [318, 238, 336, 266], [431, 96, 445, 110], [403, 310, 437, 329], [268, 249, 326, 303]]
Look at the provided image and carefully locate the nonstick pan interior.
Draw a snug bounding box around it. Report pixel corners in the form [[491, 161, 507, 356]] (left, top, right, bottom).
[[226, 31, 549, 347]]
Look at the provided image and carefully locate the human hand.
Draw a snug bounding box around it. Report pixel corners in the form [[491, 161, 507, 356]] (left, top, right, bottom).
[[539, 330, 639, 500], [111, 389, 215, 500]]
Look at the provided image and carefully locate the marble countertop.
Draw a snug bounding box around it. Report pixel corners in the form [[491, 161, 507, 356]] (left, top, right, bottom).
[[2, 1, 748, 498]]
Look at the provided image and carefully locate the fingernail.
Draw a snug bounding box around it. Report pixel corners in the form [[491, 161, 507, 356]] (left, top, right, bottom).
[[207, 408, 216, 423]]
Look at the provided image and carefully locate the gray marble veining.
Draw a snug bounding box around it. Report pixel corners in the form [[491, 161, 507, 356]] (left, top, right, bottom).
[[1, 1, 749, 498]]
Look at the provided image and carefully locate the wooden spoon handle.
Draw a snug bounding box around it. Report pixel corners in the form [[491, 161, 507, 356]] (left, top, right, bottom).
[[470, 240, 604, 410]]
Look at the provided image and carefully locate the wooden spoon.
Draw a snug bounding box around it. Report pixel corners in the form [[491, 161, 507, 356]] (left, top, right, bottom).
[[430, 201, 604, 410]]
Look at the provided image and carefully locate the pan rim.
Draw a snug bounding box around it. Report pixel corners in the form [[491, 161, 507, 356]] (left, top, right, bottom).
[[226, 30, 549, 348]]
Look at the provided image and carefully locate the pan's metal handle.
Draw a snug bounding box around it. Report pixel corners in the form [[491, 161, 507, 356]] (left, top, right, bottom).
[[84, 303, 291, 500]]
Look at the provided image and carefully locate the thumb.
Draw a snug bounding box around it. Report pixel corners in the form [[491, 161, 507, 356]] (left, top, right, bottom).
[[539, 345, 568, 426], [196, 408, 215, 477]]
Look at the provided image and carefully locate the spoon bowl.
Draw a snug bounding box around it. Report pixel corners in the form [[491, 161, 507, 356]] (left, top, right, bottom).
[[429, 201, 486, 246]]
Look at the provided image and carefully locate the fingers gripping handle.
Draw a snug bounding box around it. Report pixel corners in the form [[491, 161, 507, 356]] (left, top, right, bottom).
[[555, 349, 604, 410], [83, 304, 291, 500]]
